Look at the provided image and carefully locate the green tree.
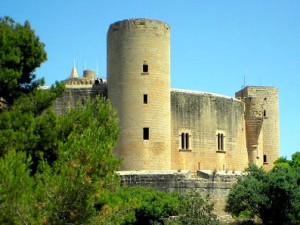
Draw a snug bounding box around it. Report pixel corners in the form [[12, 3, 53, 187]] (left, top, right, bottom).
[[0, 82, 65, 172], [94, 186, 219, 225], [36, 97, 120, 224], [0, 96, 120, 224], [0, 150, 39, 225], [226, 161, 300, 225], [176, 191, 219, 225], [0, 16, 47, 105], [95, 186, 180, 225]]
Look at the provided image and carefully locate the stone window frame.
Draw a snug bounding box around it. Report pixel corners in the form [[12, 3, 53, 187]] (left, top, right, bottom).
[[216, 130, 226, 153], [179, 129, 192, 151]]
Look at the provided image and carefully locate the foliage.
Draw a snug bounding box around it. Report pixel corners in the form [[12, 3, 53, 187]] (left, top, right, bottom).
[[94, 187, 219, 225], [35, 97, 120, 224], [176, 191, 219, 225], [0, 150, 40, 225], [0, 82, 65, 172], [226, 160, 300, 225], [0, 16, 47, 105], [94, 186, 180, 225], [0, 93, 220, 224], [0, 97, 121, 224]]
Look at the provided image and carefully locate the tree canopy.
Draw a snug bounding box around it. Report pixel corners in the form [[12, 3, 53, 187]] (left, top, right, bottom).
[[226, 155, 300, 225], [0, 16, 47, 105], [0, 97, 121, 224]]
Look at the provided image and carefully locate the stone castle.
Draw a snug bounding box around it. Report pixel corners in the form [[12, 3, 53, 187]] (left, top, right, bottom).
[[54, 18, 280, 173]]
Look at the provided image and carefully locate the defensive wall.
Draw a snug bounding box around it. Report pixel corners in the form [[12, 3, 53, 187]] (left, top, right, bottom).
[[118, 170, 240, 222], [53, 84, 279, 172], [53, 82, 107, 114], [171, 89, 248, 172]]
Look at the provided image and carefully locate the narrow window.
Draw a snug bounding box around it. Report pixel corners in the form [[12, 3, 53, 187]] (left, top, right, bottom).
[[143, 94, 148, 104], [143, 127, 149, 140], [181, 133, 185, 149], [263, 154, 267, 163], [143, 64, 148, 73], [217, 133, 221, 150], [185, 133, 189, 149], [220, 134, 224, 150], [263, 110, 267, 117]]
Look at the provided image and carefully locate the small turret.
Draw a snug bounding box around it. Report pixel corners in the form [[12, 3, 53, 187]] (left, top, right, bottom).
[[69, 66, 79, 79]]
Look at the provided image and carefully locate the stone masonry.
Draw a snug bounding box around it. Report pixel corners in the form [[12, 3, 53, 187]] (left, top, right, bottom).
[[53, 18, 280, 173]]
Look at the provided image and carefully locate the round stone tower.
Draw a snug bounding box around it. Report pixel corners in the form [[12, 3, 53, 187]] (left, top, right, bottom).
[[107, 18, 171, 170]]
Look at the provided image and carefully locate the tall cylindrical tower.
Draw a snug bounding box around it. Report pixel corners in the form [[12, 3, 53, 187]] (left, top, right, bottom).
[[107, 19, 171, 170]]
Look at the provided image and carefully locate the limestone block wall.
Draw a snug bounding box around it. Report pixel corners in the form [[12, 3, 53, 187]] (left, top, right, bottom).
[[107, 19, 171, 170], [119, 171, 238, 220], [171, 89, 248, 172], [53, 84, 107, 114], [236, 86, 279, 170]]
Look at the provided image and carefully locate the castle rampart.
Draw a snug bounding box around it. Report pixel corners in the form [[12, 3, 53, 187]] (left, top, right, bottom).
[[171, 89, 248, 172], [119, 170, 239, 222]]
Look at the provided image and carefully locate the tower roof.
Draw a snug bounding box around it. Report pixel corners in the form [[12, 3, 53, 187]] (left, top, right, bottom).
[[69, 66, 79, 79]]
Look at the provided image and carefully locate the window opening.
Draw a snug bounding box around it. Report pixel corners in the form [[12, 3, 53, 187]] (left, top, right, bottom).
[[263, 154, 267, 163], [263, 110, 267, 117], [180, 132, 190, 150], [143, 94, 148, 104], [143, 64, 148, 73], [217, 133, 225, 151], [143, 127, 149, 140], [185, 133, 189, 149], [181, 133, 185, 149]]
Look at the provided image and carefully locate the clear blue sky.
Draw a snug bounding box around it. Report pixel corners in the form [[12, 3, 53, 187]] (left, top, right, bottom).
[[1, 0, 300, 159]]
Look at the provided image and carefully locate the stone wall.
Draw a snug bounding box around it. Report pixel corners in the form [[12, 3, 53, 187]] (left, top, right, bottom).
[[171, 89, 248, 172], [118, 170, 240, 220], [53, 83, 107, 114]]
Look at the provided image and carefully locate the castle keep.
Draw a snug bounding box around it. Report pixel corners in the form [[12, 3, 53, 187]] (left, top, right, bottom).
[[54, 18, 279, 172]]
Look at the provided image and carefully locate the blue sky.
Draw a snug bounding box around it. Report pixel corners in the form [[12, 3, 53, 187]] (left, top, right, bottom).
[[1, 1, 300, 159]]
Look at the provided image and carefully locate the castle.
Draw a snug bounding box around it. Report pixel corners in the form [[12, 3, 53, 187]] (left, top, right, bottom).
[[54, 18, 280, 172]]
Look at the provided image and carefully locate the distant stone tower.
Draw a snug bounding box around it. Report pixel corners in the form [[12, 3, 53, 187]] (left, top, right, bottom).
[[107, 19, 171, 170], [236, 86, 280, 170]]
